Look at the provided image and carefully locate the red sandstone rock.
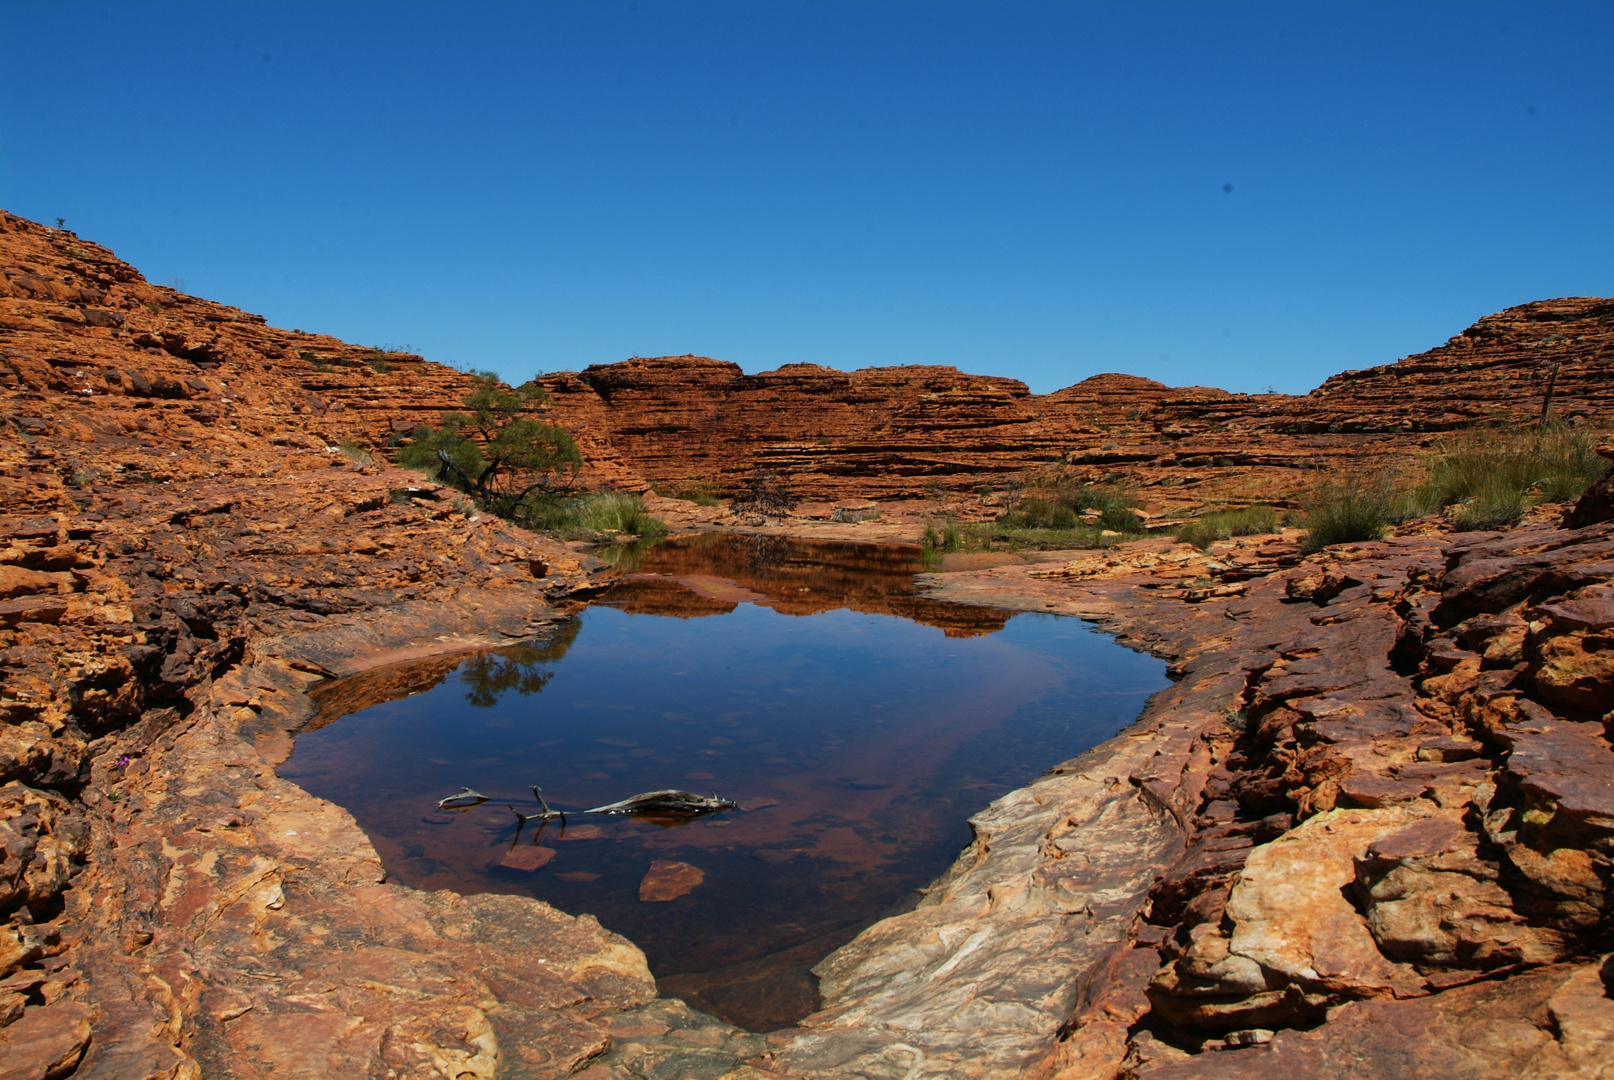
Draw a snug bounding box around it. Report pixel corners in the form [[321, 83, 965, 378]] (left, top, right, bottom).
[[497, 845, 558, 872], [534, 297, 1613, 507], [638, 860, 705, 902], [0, 1000, 92, 1080]]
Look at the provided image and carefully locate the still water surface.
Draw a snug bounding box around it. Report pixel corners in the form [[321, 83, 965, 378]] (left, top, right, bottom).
[[282, 535, 1168, 1030]]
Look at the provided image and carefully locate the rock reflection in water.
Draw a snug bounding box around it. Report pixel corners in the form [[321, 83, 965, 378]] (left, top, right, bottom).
[[283, 536, 1168, 1032], [596, 532, 1011, 636]]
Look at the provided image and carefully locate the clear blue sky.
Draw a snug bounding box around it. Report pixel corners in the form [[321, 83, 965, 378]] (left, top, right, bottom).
[[3, 2, 1610, 394]]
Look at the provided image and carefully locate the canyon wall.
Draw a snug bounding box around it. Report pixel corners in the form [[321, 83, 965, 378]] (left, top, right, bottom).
[[6, 197, 1605, 516], [540, 298, 1614, 506]]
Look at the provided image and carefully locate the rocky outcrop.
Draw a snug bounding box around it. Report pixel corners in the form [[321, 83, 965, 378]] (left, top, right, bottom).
[[536, 299, 1613, 506], [849, 520, 1613, 1079], [0, 210, 768, 1078]]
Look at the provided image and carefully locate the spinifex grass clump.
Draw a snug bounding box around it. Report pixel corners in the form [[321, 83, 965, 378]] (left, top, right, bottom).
[[1297, 423, 1607, 552], [921, 516, 964, 553], [1175, 505, 1280, 551], [997, 475, 1145, 535], [1300, 471, 1398, 554], [1412, 422, 1606, 531], [519, 492, 668, 541]]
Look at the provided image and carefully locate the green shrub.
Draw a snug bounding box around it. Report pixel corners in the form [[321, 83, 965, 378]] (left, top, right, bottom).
[[299, 349, 333, 372], [1099, 504, 1146, 534], [995, 478, 1144, 537], [395, 371, 582, 517], [1004, 497, 1078, 530], [1175, 505, 1280, 550], [921, 516, 965, 553], [1301, 473, 1395, 553], [919, 486, 1144, 557]]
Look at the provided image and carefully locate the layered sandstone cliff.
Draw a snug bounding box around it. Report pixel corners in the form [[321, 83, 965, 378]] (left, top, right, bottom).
[[539, 298, 1613, 507]]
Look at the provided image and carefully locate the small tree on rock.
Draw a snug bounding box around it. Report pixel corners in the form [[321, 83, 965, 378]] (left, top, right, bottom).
[[398, 372, 583, 516]]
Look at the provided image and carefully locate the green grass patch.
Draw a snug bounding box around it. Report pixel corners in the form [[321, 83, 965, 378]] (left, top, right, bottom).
[[1409, 422, 1606, 531], [654, 479, 722, 506], [921, 478, 1147, 557], [1174, 505, 1280, 550], [517, 492, 668, 541], [1296, 423, 1607, 551]]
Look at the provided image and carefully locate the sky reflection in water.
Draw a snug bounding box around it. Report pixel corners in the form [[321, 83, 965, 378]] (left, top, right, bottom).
[[282, 536, 1169, 1030]]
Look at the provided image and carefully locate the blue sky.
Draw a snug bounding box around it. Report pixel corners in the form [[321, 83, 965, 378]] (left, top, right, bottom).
[[3, 2, 1610, 394]]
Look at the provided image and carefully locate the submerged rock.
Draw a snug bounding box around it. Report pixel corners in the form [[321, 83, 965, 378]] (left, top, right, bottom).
[[496, 845, 556, 872], [639, 860, 705, 902]]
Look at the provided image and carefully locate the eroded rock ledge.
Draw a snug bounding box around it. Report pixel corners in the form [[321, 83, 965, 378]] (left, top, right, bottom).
[[842, 519, 1613, 1080]]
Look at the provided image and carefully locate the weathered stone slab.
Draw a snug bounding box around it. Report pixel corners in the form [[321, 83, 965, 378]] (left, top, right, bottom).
[[1134, 961, 1614, 1079], [1225, 807, 1415, 994], [768, 735, 1184, 1079]]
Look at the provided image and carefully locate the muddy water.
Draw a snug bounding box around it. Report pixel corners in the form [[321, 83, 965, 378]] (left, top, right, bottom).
[[283, 535, 1168, 1031]]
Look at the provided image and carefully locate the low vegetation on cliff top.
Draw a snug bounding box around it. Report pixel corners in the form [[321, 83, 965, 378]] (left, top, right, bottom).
[[1174, 505, 1284, 550], [1413, 420, 1605, 529], [925, 421, 1607, 561]]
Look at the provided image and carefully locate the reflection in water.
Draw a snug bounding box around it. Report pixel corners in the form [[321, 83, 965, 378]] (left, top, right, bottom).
[[597, 533, 1010, 636], [284, 536, 1169, 1031], [458, 620, 581, 707]]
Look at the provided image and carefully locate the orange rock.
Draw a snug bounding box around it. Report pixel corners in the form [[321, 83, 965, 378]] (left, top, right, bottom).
[[496, 845, 556, 872], [3, 207, 1613, 1078], [538, 294, 1614, 507], [0, 1001, 92, 1079], [638, 860, 705, 902]]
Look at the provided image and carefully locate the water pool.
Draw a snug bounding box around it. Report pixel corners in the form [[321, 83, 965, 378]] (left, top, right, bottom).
[[282, 535, 1169, 1030]]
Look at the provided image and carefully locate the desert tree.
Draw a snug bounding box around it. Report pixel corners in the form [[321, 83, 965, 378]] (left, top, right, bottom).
[[398, 372, 583, 517]]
